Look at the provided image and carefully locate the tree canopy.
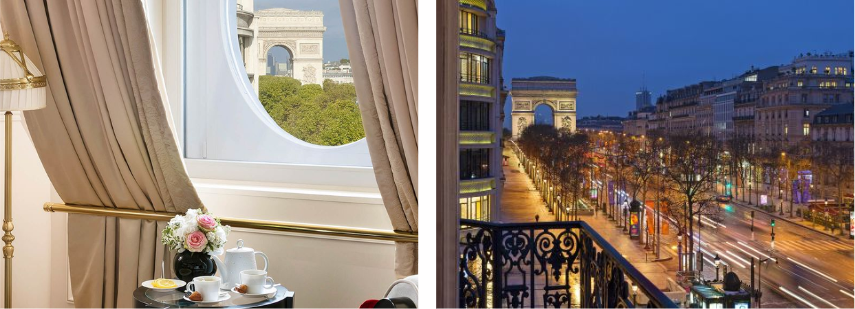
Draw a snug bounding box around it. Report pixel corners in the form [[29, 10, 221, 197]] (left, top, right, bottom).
[[258, 75, 365, 146]]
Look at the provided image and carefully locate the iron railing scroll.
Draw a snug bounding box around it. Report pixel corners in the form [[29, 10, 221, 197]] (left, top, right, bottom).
[[459, 219, 679, 308]]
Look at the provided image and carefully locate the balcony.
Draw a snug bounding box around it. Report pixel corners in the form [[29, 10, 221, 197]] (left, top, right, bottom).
[[459, 219, 679, 308], [460, 131, 497, 146], [461, 83, 496, 98], [461, 73, 491, 85], [460, 178, 496, 194], [460, 29, 496, 53], [460, 0, 488, 11], [236, 3, 254, 38]]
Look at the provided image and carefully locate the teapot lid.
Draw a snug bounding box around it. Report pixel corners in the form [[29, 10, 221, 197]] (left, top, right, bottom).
[[227, 239, 254, 253]]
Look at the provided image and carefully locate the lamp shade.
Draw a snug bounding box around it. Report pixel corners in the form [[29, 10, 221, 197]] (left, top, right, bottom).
[[0, 33, 46, 111]]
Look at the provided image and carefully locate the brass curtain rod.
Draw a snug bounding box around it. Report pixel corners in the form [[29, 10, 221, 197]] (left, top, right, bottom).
[[43, 203, 417, 243]]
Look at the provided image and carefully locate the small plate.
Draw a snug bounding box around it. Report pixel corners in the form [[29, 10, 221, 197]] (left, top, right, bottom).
[[141, 279, 186, 292], [231, 286, 277, 297], [183, 292, 231, 304]]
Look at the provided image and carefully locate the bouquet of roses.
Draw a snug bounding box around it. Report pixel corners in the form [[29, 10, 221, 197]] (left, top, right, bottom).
[[162, 208, 230, 255]]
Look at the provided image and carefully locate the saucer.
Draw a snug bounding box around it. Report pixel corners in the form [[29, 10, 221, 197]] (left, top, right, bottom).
[[183, 292, 231, 304], [141, 279, 186, 292], [231, 286, 277, 297]]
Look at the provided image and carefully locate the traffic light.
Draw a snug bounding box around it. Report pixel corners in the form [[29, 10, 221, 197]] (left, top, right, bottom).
[[771, 219, 775, 227]]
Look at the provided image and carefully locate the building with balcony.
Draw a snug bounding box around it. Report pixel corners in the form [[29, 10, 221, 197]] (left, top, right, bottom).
[[754, 52, 854, 150], [577, 115, 625, 132], [623, 106, 654, 136], [458, 0, 505, 222], [651, 81, 716, 136], [812, 103, 854, 143], [237, 0, 258, 88]]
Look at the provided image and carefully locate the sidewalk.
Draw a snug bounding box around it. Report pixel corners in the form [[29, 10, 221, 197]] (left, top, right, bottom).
[[499, 146, 555, 223], [500, 147, 679, 290]]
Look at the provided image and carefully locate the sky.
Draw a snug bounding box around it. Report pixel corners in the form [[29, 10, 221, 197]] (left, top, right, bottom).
[[254, 0, 349, 67], [498, 0, 854, 129]]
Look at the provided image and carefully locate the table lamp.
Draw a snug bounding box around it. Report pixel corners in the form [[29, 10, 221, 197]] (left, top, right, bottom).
[[0, 31, 47, 308]]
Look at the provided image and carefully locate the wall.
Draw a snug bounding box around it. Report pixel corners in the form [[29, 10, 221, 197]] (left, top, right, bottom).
[[0, 115, 60, 308]]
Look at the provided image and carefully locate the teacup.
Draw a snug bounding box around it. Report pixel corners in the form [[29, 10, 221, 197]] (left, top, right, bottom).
[[240, 270, 275, 294], [186, 276, 221, 302]]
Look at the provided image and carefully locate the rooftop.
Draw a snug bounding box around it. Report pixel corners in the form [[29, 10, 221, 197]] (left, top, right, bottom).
[[815, 103, 854, 118], [513, 76, 576, 82]]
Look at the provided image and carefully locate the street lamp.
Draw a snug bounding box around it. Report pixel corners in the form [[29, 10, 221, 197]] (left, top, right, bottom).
[[714, 254, 721, 281]]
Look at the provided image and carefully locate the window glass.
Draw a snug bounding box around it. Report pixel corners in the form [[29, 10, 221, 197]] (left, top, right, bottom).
[[460, 100, 491, 131], [237, 0, 364, 146], [460, 149, 491, 179], [459, 53, 491, 84]]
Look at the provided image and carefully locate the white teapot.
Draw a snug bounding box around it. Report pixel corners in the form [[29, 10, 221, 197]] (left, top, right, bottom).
[[212, 239, 269, 289]]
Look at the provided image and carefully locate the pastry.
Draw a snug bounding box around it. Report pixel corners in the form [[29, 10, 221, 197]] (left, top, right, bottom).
[[236, 284, 248, 294], [189, 291, 202, 301]]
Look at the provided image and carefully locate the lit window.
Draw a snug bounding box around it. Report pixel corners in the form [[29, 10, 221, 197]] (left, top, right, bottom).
[[824, 67, 831, 75], [784, 124, 788, 135], [459, 52, 491, 84], [810, 66, 817, 74], [803, 123, 809, 136], [459, 10, 481, 36], [797, 81, 803, 87]]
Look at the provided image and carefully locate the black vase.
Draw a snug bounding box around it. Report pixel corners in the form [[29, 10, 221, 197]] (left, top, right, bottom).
[[173, 251, 217, 290]]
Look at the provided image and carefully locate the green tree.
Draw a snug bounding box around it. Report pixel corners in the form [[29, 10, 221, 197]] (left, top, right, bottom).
[[258, 75, 365, 146]]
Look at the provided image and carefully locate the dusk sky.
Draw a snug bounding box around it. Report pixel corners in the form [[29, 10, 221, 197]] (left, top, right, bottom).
[[498, 0, 854, 128]]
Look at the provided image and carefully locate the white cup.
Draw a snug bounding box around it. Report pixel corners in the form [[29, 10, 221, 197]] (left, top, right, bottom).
[[240, 270, 275, 294], [186, 276, 221, 302]]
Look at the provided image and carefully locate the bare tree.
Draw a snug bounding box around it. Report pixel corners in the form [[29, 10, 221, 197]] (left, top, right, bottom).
[[662, 134, 721, 274], [813, 141, 854, 212]]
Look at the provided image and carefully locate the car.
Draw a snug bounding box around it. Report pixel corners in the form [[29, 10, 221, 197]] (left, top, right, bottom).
[[716, 195, 732, 203]]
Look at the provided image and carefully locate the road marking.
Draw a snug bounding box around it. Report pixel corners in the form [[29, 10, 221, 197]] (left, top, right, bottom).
[[798, 286, 839, 308], [717, 250, 747, 268], [780, 286, 819, 309], [840, 289, 855, 298], [736, 241, 777, 262], [787, 257, 839, 283], [727, 242, 759, 260]]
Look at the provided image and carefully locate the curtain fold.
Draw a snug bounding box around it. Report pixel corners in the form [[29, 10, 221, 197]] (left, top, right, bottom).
[[339, 0, 419, 277], [0, 0, 201, 307]]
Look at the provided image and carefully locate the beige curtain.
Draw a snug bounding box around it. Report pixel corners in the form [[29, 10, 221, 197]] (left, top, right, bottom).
[[0, 0, 201, 307], [339, 0, 419, 277]]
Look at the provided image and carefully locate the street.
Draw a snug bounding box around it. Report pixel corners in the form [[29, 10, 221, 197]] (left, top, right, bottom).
[[690, 198, 855, 308]]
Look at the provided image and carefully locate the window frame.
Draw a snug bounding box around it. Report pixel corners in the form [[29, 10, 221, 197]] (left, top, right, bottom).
[[153, 0, 377, 188]]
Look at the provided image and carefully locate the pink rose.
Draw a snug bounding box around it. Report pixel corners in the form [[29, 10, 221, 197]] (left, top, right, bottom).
[[197, 215, 217, 231], [185, 231, 208, 252]]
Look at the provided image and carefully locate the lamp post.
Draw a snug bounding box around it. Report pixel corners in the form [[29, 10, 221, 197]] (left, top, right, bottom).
[[779, 189, 784, 215], [677, 234, 684, 274], [714, 254, 721, 281]]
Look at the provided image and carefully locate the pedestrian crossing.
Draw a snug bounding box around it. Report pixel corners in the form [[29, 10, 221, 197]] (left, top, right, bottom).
[[766, 240, 854, 251]]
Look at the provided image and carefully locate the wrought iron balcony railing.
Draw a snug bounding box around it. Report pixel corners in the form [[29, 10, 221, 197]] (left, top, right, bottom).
[[459, 219, 679, 308], [461, 73, 491, 84]]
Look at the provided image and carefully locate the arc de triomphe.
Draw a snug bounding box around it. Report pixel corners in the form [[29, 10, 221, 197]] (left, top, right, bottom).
[[509, 77, 578, 139], [254, 8, 325, 86]]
